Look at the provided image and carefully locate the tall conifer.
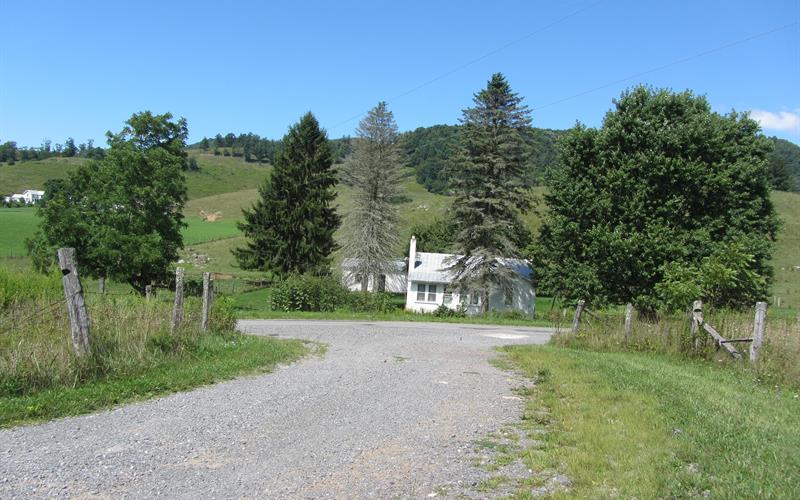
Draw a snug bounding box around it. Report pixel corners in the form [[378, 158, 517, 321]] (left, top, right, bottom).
[[341, 102, 404, 291], [447, 73, 532, 311], [234, 112, 340, 276]]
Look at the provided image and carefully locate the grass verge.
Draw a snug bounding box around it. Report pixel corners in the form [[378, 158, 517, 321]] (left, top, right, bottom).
[[500, 346, 800, 498], [0, 334, 308, 428]]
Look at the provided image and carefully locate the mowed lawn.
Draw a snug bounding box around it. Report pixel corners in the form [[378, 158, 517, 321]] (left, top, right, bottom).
[[500, 346, 800, 498]]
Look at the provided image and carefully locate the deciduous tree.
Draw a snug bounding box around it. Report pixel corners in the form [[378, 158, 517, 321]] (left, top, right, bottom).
[[535, 86, 779, 311], [27, 111, 188, 292]]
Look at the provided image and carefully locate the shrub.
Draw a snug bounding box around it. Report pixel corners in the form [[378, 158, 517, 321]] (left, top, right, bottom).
[[656, 241, 768, 312], [433, 304, 467, 318], [347, 291, 396, 313], [270, 274, 346, 312]]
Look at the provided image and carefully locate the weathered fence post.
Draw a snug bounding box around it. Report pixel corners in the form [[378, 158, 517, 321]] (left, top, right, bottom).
[[98, 277, 106, 294], [624, 303, 633, 341], [171, 267, 185, 333], [750, 301, 767, 364], [145, 284, 153, 300], [571, 299, 585, 333], [57, 248, 91, 357], [691, 300, 703, 350], [201, 272, 213, 332]]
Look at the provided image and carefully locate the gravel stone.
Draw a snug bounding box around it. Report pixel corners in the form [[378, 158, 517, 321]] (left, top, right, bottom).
[[0, 320, 553, 498]]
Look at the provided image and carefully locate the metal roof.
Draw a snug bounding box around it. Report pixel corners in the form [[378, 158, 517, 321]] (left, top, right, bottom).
[[408, 252, 532, 283], [341, 258, 406, 273]]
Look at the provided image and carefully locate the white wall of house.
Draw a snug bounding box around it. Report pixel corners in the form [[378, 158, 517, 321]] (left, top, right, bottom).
[[343, 271, 406, 293], [405, 279, 535, 316]]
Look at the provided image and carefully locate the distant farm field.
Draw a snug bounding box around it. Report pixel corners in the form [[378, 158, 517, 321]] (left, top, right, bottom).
[[0, 208, 36, 257]]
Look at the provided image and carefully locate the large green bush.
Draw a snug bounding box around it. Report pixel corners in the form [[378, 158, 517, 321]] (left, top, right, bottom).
[[270, 274, 347, 312], [655, 241, 768, 311], [347, 291, 396, 313]]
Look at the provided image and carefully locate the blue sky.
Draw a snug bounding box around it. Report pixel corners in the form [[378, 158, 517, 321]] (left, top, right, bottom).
[[1, 0, 798, 147]]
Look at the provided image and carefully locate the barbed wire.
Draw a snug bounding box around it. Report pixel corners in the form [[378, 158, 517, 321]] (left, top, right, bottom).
[[0, 294, 69, 336]]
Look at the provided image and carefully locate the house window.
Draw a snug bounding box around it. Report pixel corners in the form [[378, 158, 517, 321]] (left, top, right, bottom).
[[443, 285, 453, 304], [427, 284, 437, 302], [417, 283, 426, 301]]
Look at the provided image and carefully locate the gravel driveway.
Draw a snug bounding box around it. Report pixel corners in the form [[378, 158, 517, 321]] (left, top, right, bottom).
[[0, 320, 553, 498]]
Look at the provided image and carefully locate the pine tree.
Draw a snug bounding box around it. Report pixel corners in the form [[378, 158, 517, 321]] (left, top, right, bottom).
[[341, 102, 404, 291], [234, 112, 340, 276], [447, 73, 533, 312]]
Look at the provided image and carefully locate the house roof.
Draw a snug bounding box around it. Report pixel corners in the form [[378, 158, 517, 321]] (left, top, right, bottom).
[[341, 258, 406, 273], [408, 251, 532, 284]]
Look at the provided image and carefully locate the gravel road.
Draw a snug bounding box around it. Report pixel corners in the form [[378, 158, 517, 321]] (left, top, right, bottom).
[[0, 320, 553, 498]]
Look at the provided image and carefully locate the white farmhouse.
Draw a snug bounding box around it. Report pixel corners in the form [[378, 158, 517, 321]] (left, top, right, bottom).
[[3, 189, 44, 204], [341, 258, 407, 293], [404, 236, 535, 316]]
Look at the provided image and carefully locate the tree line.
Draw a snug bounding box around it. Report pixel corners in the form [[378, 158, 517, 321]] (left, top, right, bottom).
[[189, 132, 352, 165], [0, 138, 105, 164]]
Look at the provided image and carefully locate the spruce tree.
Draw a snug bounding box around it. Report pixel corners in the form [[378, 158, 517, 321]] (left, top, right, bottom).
[[234, 112, 340, 276], [341, 102, 404, 291], [447, 73, 532, 312]]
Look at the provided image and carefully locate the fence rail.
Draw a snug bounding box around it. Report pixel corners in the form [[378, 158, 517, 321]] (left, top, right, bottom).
[[570, 298, 768, 364]]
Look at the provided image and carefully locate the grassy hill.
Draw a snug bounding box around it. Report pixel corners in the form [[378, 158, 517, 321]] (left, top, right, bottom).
[[0, 152, 268, 200], [1, 153, 798, 310]]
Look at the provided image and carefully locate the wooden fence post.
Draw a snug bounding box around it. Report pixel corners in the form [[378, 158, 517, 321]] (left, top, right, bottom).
[[171, 267, 185, 333], [145, 284, 152, 300], [571, 299, 585, 333], [201, 272, 213, 332], [691, 300, 703, 350], [750, 301, 767, 364], [98, 277, 106, 294], [624, 303, 633, 341], [57, 248, 91, 357]]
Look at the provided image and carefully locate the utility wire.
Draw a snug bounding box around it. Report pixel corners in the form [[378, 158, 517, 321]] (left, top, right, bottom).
[[532, 22, 799, 111], [330, 15, 796, 132], [329, 0, 606, 130]]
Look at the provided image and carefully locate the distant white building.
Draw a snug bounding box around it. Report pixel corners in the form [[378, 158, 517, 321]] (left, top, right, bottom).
[[404, 236, 535, 316], [341, 258, 407, 293], [3, 189, 44, 204]]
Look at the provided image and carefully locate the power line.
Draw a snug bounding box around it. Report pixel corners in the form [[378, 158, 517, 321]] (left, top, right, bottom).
[[329, 0, 606, 131], [532, 22, 798, 111]]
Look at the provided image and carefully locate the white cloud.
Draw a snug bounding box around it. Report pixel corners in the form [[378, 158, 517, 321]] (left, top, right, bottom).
[[749, 109, 800, 133]]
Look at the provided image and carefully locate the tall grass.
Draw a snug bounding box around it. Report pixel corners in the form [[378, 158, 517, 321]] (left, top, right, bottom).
[[0, 267, 237, 397], [551, 306, 800, 387]]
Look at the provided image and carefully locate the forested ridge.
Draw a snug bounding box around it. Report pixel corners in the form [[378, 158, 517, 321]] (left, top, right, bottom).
[[185, 126, 800, 194]]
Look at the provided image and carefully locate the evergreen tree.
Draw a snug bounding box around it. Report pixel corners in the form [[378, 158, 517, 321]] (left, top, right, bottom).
[[341, 102, 404, 291], [447, 73, 533, 311], [234, 112, 340, 276]]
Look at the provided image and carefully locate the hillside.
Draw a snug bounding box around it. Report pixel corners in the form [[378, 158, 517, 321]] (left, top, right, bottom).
[[0, 152, 268, 200]]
